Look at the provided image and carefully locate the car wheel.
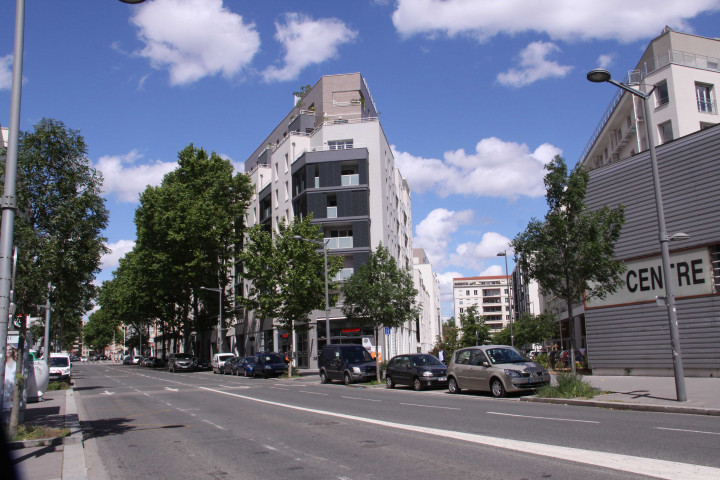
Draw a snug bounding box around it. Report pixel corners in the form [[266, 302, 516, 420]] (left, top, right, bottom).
[[386, 376, 395, 389], [413, 377, 424, 391], [213, 368, 217, 374], [343, 373, 351, 386], [448, 377, 461, 394], [320, 370, 330, 384], [490, 378, 506, 398], [263, 371, 269, 379]]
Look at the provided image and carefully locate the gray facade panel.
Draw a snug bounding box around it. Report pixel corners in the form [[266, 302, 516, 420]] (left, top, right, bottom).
[[584, 125, 720, 375]]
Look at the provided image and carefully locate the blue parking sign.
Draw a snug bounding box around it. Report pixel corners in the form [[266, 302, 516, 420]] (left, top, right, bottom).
[[384, 327, 391, 335]]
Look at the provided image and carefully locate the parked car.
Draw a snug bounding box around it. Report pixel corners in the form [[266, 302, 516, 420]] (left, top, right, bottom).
[[223, 356, 240, 375], [49, 353, 72, 382], [254, 352, 287, 378], [447, 345, 550, 398], [212, 353, 235, 374], [192, 357, 211, 371], [228, 357, 247, 376], [70, 355, 81, 363], [168, 353, 194, 373], [93, 354, 108, 361], [385, 353, 447, 391], [318, 344, 376, 385], [123, 355, 133, 365], [238, 356, 256, 377], [131, 356, 142, 365], [145, 357, 165, 368]]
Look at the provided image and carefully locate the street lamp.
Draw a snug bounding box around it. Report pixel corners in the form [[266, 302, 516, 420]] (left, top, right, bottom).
[[200, 286, 224, 354], [293, 236, 330, 347], [587, 68, 687, 402], [0, 0, 148, 419], [497, 250, 514, 347]]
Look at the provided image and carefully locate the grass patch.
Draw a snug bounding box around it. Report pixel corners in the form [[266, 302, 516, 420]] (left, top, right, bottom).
[[360, 379, 383, 386], [535, 373, 604, 399], [12, 424, 70, 442], [46, 381, 71, 391]]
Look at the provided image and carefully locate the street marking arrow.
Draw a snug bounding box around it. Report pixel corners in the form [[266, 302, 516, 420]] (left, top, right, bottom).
[[101, 390, 115, 396]]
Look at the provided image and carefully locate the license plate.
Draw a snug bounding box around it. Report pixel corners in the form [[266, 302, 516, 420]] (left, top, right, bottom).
[[528, 377, 543, 383], [437, 376, 447, 382]]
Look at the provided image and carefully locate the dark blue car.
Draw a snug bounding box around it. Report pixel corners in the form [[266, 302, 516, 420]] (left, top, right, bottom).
[[239, 356, 256, 377], [254, 352, 287, 378]]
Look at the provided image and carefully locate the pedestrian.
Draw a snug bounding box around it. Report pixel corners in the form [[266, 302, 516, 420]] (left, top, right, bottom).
[[549, 346, 557, 369]]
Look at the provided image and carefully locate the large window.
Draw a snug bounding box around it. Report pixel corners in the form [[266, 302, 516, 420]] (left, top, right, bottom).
[[658, 121, 673, 144], [696, 83, 715, 113], [655, 81, 669, 107], [329, 139, 353, 150]]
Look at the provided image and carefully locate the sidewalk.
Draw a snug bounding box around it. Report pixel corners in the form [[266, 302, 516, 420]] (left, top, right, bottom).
[[523, 374, 720, 415], [8, 388, 87, 480]]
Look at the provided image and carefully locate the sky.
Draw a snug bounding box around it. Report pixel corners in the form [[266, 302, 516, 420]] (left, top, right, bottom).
[[2, 0, 720, 318]]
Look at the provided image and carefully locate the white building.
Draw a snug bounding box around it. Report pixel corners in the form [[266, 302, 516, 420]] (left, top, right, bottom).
[[412, 248, 442, 353], [239, 73, 416, 368], [581, 27, 719, 172], [453, 275, 512, 333]]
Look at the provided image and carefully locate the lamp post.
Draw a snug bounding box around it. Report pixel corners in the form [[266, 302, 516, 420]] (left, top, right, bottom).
[[293, 236, 330, 347], [587, 68, 687, 402], [497, 251, 514, 347], [200, 286, 223, 354]]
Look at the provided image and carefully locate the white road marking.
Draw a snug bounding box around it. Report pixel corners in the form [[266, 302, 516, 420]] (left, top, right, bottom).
[[101, 390, 115, 396], [400, 402, 460, 410], [300, 391, 328, 396], [341, 396, 381, 402], [655, 427, 720, 436], [164, 387, 179, 392], [263, 444, 277, 451], [487, 412, 600, 424], [202, 419, 227, 430], [197, 385, 720, 480]]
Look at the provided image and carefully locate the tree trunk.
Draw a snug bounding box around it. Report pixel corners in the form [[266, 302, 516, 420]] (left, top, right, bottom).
[[566, 299, 577, 376], [375, 326, 381, 382], [7, 317, 27, 438]]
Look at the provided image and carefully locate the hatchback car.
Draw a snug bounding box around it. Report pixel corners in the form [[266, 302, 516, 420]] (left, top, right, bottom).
[[239, 356, 256, 377], [447, 345, 550, 397], [254, 352, 287, 378], [385, 353, 447, 391], [223, 356, 240, 375], [168, 353, 194, 372]]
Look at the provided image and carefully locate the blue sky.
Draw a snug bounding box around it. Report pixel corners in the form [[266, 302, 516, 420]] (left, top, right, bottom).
[[2, 0, 720, 317]]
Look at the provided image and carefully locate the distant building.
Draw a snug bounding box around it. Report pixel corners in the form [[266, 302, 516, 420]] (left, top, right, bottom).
[[413, 248, 441, 353], [453, 275, 512, 333], [581, 27, 719, 171], [239, 73, 415, 368]]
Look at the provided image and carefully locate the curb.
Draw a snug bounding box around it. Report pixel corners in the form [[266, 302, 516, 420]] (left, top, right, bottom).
[[521, 396, 720, 416], [7, 434, 81, 450]]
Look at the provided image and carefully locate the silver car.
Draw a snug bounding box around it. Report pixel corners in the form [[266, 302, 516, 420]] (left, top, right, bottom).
[[447, 345, 550, 397]]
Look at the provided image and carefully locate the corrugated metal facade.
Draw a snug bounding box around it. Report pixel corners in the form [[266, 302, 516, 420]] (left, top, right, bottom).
[[584, 125, 720, 376]]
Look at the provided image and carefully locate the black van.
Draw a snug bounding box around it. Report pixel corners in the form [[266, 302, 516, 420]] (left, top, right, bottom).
[[318, 344, 377, 385]]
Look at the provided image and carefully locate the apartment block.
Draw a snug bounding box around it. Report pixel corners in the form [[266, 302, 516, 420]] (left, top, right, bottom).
[[240, 73, 416, 368], [412, 248, 442, 353], [453, 275, 512, 333]]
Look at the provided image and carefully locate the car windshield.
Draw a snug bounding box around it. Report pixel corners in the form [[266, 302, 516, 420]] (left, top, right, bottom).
[[411, 354, 443, 366], [50, 357, 69, 367], [343, 348, 373, 363], [244, 357, 255, 364], [174, 354, 192, 359], [260, 354, 284, 363], [485, 348, 526, 364]]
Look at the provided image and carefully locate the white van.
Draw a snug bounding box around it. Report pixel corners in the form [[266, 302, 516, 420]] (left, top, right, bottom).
[[49, 352, 72, 382], [212, 353, 235, 374]]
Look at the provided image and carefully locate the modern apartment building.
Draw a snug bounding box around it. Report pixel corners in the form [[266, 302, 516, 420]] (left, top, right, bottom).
[[452, 275, 512, 333], [239, 73, 415, 368], [581, 27, 719, 171], [412, 248, 442, 353]]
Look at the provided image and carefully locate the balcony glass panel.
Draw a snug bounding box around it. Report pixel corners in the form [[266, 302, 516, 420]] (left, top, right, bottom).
[[334, 268, 354, 281], [341, 174, 360, 186], [326, 237, 353, 250], [327, 206, 337, 218]]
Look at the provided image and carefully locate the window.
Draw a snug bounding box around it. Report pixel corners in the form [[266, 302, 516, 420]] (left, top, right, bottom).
[[284, 154, 289, 172], [329, 139, 353, 150], [655, 81, 669, 107], [696, 83, 715, 113], [658, 121, 673, 144], [326, 194, 337, 218], [466, 290, 470, 296]]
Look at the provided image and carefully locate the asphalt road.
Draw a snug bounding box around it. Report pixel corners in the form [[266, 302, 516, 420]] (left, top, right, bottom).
[[72, 363, 720, 480]]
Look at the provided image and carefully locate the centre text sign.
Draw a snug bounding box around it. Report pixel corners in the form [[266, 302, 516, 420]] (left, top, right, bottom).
[[586, 247, 713, 308]]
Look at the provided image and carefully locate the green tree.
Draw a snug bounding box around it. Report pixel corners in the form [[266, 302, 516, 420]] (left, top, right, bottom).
[[83, 309, 121, 353], [342, 244, 420, 381], [0, 118, 109, 349], [511, 155, 625, 374], [431, 319, 462, 363], [458, 305, 490, 347], [491, 312, 559, 349], [239, 217, 343, 377]]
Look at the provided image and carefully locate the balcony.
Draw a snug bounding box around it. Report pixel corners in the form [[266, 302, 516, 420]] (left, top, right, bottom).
[[698, 99, 717, 114], [334, 268, 354, 281], [327, 206, 337, 218], [341, 174, 360, 186], [326, 237, 353, 250]]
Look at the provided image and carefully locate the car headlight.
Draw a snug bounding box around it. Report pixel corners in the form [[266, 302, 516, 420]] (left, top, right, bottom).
[[422, 371, 434, 377], [264, 365, 272, 369], [504, 369, 522, 378], [352, 367, 361, 374]]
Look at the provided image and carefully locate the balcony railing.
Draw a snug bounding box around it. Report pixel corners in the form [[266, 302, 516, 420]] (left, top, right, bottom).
[[334, 268, 354, 281], [326, 206, 337, 218], [698, 99, 717, 114], [325, 237, 353, 249], [341, 174, 360, 186]]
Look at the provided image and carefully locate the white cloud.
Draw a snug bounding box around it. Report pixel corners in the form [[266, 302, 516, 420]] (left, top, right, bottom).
[[391, 0, 720, 43], [131, 0, 260, 86], [414, 208, 474, 269], [394, 138, 561, 199], [263, 13, 358, 82], [101, 239, 136, 271], [0, 54, 12, 90], [448, 232, 513, 270], [95, 150, 176, 202], [436, 271, 464, 307], [597, 53, 616, 69], [497, 41, 573, 88]]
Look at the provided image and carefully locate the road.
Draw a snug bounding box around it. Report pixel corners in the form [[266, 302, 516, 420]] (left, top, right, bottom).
[[72, 363, 720, 480]]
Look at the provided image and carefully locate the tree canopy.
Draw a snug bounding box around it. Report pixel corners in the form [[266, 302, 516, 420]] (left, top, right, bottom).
[[458, 305, 490, 347], [511, 155, 625, 373], [1, 118, 109, 349], [342, 244, 419, 380], [491, 312, 559, 349]]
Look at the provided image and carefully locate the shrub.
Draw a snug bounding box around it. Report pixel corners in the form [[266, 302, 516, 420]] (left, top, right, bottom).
[[535, 373, 602, 399]]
